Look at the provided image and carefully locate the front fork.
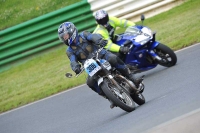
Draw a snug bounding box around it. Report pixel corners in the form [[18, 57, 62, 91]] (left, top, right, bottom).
[[148, 41, 162, 62]]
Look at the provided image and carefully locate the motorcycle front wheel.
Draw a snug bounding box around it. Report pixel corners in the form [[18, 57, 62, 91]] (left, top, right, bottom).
[[154, 43, 177, 67], [101, 78, 135, 112]]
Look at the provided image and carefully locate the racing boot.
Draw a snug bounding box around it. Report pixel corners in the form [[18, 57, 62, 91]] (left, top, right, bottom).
[[108, 100, 115, 109], [127, 73, 144, 88]]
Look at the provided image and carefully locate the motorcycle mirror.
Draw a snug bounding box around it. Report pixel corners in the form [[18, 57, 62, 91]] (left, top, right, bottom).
[[65, 72, 73, 78], [141, 14, 145, 21]]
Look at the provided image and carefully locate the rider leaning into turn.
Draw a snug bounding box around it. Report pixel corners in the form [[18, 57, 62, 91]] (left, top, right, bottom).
[[58, 22, 143, 108], [93, 9, 136, 54]]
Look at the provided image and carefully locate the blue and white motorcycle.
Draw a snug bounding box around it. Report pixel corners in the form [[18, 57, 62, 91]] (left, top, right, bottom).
[[66, 47, 145, 112], [115, 15, 177, 73]]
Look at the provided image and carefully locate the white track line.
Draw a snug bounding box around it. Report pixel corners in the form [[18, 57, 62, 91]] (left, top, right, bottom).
[[175, 43, 200, 53], [143, 107, 200, 133], [0, 84, 87, 116]]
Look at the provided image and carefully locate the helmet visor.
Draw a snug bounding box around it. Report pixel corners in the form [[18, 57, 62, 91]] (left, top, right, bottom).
[[59, 30, 76, 45], [68, 30, 77, 45]]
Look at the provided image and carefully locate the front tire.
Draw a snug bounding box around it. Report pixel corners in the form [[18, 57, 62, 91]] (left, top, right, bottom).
[[154, 43, 177, 67], [101, 78, 135, 112]]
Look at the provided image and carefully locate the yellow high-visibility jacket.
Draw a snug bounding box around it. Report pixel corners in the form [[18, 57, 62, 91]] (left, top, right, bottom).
[[93, 16, 135, 52]]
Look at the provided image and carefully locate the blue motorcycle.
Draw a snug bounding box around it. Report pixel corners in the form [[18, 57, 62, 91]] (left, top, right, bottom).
[[115, 15, 177, 73]]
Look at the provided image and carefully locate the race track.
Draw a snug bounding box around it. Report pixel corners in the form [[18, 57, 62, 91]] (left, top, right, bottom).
[[0, 43, 200, 133]]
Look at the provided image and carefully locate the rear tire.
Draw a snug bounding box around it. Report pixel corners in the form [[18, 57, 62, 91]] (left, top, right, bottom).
[[101, 78, 135, 112], [154, 43, 177, 67], [131, 93, 145, 105]]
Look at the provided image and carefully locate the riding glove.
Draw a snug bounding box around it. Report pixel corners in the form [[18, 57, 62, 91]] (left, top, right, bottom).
[[74, 65, 81, 74], [98, 39, 108, 47], [119, 46, 129, 54]]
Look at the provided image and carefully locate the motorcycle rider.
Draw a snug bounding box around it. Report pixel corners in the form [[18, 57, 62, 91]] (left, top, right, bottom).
[[58, 22, 142, 108], [93, 9, 135, 54]]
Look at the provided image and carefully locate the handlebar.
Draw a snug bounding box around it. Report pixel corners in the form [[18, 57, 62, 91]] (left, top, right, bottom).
[[75, 67, 85, 77], [75, 47, 104, 77]]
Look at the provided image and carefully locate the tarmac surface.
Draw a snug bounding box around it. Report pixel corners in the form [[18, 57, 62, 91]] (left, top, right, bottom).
[[145, 108, 200, 133], [0, 43, 200, 133]]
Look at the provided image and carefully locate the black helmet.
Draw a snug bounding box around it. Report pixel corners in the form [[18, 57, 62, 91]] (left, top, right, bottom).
[[94, 9, 109, 26], [58, 22, 78, 46]]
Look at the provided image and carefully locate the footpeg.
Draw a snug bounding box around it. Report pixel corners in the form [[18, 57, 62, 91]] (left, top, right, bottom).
[[138, 82, 145, 93], [109, 100, 116, 109]]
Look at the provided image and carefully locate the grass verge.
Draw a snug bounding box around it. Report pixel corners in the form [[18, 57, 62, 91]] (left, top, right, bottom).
[[0, 0, 200, 113], [0, 0, 81, 30]]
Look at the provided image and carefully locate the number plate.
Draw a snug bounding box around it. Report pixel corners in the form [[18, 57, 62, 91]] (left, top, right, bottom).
[[84, 59, 101, 77]]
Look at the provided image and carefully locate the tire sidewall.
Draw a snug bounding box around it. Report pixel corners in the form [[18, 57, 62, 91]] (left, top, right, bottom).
[[155, 43, 177, 66], [101, 78, 135, 112]]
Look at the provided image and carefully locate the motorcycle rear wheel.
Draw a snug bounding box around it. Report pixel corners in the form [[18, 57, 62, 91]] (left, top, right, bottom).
[[154, 43, 177, 67], [101, 78, 135, 112], [131, 93, 145, 105]]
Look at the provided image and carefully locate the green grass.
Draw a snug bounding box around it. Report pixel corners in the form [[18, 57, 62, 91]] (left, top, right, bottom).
[[0, 47, 87, 111], [0, 0, 81, 30], [142, 0, 200, 50], [0, 0, 200, 113]]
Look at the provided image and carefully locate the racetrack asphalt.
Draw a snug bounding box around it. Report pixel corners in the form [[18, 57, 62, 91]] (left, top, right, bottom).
[[0, 43, 200, 133], [144, 107, 200, 133]]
